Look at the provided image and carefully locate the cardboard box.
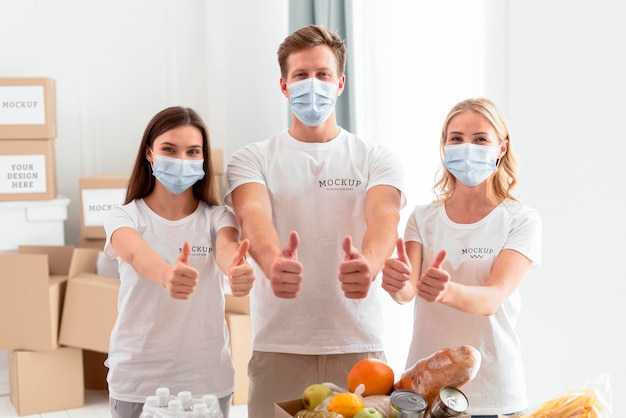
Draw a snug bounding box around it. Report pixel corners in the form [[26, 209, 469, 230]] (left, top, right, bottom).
[[0, 77, 57, 139], [76, 235, 106, 250], [212, 148, 224, 174], [0, 245, 74, 351], [225, 294, 250, 315], [216, 172, 227, 201], [226, 312, 252, 405], [0, 138, 57, 201], [82, 349, 108, 390], [0, 195, 69, 251], [59, 270, 120, 353], [274, 399, 305, 418], [79, 174, 129, 239], [9, 347, 84, 416]]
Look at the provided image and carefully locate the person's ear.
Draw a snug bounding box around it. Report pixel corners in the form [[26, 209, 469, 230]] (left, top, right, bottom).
[[280, 77, 289, 98], [336, 74, 346, 97]]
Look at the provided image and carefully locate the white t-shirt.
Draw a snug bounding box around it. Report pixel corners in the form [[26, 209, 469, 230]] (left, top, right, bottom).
[[404, 200, 542, 415], [104, 199, 237, 403], [225, 129, 405, 354]]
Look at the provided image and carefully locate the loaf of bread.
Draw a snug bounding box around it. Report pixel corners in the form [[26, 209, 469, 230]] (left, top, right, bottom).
[[393, 345, 482, 406]]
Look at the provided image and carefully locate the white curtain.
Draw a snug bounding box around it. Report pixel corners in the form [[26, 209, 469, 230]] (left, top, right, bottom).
[[288, 0, 356, 131]]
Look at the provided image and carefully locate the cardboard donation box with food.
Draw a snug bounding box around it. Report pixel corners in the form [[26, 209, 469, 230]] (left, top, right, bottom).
[[276, 346, 614, 418], [275, 345, 481, 418]]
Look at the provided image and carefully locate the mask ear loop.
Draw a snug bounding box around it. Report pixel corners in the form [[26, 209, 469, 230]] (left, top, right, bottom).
[[495, 138, 508, 167], [147, 147, 156, 172]]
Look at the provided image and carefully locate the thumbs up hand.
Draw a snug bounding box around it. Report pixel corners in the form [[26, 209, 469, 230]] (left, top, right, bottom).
[[338, 236, 374, 299], [165, 241, 200, 299], [228, 239, 255, 297], [416, 249, 449, 302], [381, 238, 412, 294], [268, 231, 303, 299]]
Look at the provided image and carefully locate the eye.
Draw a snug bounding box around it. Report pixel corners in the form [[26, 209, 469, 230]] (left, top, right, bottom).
[[187, 148, 202, 156], [447, 136, 463, 143]]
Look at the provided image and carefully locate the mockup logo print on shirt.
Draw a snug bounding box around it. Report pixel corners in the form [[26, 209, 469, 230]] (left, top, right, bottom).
[[461, 247, 495, 258], [317, 178, 363, 191], [179, 245, 214, 257]]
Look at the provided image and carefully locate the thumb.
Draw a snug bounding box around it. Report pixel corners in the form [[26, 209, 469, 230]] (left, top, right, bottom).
[[233, 239, 249, 266], [395, 238, 409, 264], [282, 231, 299, 259], [431, 249, 447, 269], [178, 241, 191, 265], [342, 235, 359, 261]]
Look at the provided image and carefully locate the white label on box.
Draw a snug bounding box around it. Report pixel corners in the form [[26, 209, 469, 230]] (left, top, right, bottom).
[[0, 86, 46, 125], [0, 154, 47, 193], [82, 188, 126, 226]]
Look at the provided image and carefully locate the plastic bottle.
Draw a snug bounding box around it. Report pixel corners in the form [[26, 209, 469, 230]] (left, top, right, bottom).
[[192, 402, 209, 417], [140, 395, 161, 418], [156, 387, 171, 408], [201, 394, 224, 418], [177, 391, 193, 411], [167, 399, 185, 418]]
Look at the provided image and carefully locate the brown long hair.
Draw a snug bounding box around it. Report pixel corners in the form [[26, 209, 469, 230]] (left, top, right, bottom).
[[124, 106, 220, 206]]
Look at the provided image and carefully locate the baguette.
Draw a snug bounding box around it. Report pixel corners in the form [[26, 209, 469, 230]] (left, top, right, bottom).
[[393, 345, 481, 406]]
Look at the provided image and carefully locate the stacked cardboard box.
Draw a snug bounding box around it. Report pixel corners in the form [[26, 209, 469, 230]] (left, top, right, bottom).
[[0, 78, 68, 254], [0, 78, 73, 415], [0, 246, 89, 415], [0, 245, 120, 415], [0, 78, 58, 202]]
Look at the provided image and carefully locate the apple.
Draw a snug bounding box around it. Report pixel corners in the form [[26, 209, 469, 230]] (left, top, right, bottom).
[[302, 383, 333, 410], [353, 407, 384, 418]]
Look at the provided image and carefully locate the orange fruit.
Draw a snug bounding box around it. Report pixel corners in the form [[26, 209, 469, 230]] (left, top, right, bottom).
[[327, 392, 365, 418], [347, 358, 394, 397]]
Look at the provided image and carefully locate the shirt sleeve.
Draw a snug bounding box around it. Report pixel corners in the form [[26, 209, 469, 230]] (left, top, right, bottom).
[[504, 206, 542, 267], [224, 144, 266, 208], [368, 144, 407, 209], [103, 203, 137, 259]]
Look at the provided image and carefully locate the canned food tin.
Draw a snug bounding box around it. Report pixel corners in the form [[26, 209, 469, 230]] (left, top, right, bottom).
[[425, 386, 468, 418], [389, 390, 428, 418]]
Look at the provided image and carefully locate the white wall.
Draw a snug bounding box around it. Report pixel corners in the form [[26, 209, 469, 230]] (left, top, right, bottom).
[[509, 1, 625, 413], [1, 0, 624, 415], [0, 0, 288, 245]]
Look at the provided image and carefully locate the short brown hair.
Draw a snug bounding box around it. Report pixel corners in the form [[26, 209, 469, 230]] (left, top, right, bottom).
[[277, 25, 347, 78]]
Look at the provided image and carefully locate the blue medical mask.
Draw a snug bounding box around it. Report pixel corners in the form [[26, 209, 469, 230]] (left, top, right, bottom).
[[288, 78, 338, 126], [150, 151, 205, 195], [443, 143, 499, 187]]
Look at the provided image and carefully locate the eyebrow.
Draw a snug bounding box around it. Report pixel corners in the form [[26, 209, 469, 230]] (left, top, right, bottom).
[[447, 131, 490, 136], [290, 66, 333, 75], [158, 141, 202, 149]]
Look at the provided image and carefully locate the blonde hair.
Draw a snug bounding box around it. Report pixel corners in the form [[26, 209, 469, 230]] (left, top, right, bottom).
[[434, 97, 519, 202]]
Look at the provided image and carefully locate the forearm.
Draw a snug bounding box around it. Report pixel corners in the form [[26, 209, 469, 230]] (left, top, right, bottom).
[[362, 211, 400, 278], [125, 242, 171, 286], [111, 228, 169, 286], [237, 210, 280, 278], [442, 282, 507, 316], [390, 279, 418, 304]]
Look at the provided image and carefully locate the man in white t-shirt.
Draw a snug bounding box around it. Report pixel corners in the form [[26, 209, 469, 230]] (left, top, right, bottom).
[[225, 25, 405, 417]]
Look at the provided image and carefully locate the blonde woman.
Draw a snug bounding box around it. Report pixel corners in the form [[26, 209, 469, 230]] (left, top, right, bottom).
[[382, 98, 542, 417]]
